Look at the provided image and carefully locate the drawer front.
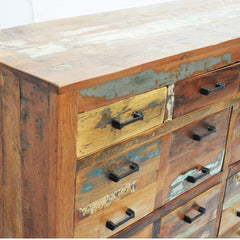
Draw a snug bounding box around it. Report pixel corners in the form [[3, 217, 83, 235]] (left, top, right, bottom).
[[230, 108, 240, 165], [129, 224, 153, 238], [219, 201, 240, 236], [74, 182, 156, 238], [75, 137, 162, 214], [159, 184, 221, 238], [173, 65, 239, 118], [76, 87, 167, 158], [162, 108, 230, 203]]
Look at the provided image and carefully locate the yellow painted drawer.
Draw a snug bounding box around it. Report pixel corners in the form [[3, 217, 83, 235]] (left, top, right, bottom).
[[76, 87, 167, 158]]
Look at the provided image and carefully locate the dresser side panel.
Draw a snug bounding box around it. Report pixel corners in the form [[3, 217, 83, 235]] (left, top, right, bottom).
[[1, 67, 23, 237]]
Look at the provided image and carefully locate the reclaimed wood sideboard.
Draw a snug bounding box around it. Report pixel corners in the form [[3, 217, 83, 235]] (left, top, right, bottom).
[[0, 0, 240, 237]]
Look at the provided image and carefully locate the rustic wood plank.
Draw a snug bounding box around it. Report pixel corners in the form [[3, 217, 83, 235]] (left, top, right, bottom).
[[76, 87, 167, 158], [20, 79, 58, 237], [56, 91, 78, 237], [0, 1, 240, 94], [1, 67, 23, 237]]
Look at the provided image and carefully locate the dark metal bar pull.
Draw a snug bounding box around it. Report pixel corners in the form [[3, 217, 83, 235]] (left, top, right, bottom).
[[237, 211, 240, 217], [112, 111, 144, 130], [186, 167, 210, 183], [193, 125, 216, 141], [183, 206, 206, 224], [106, 208, 135, 231], [200, 82, 225, 95], [109, 162, 139, 182]]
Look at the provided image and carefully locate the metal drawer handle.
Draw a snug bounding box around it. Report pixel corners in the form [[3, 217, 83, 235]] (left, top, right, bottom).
[[183, 206, 206, 224], [112, 111, 144, 130], [200, 82, 225, 95], [106, 208, 135, 231], [193, 125, 216, 141], [237, 211, 240, 217], [109, 162, 139, 182], [186, 167, 210, 183]]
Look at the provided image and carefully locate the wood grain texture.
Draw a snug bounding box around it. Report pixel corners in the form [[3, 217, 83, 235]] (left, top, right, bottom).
[[129, 223, 153, 238], [76, 87, 167, 158], [173, 64, 240, 118], [20, 79, 58, 237], [1, 68, 23, 237], [74, 182, 157, 238], [160, 184, 221, 238], [0, 1, 240, 93], [56, 91, 78, 237]]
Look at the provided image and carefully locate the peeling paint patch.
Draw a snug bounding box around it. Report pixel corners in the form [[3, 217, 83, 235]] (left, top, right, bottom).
[[165, 84, 175, 122], [79, 180, 137, 216], [17, 43, 67, 58], [167, 149, 225, 202], [80, 53, 232, 100]]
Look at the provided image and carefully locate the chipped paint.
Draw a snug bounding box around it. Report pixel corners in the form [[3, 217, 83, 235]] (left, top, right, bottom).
[[167, 149, 225, 202], [80, 53, 232, 100], [79, 180, 137, 216], [95, 108, 112, 129], [199, 231, 210, 238], [17, 43, 67, 58], [176, 223, 201, 238], [0, 39, 28, 50], [81, 138, 162, 193], [165, 84, 175, 122], [223, 192, 240, 210]]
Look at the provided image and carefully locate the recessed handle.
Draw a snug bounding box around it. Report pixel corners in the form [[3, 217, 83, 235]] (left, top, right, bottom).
[[200, 82, 225, 95], [106, 208, 135, 231], [108, 162, 139, 182], [186, 167, 210, 183], [192, 125, 216, 141], [183, 206, 206, 224], [237, 211, 240, 217], [112, 111, 144, 130]]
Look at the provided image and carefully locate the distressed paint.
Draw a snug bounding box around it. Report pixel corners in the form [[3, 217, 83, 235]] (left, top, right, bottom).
[[17, 43, 67, 59], [80, 53, 232, 100], [81, 138, 162, 193], [223, 192, 240, 210], [165, 84, 175, 122], [199, 231, 210, 238], [167, 149, 225, 202], [176, 223, 201, 238], [78, 180, 137, 217]]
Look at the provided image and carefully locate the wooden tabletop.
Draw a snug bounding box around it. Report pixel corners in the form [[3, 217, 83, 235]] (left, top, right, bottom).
[[0, 0, 240, 93]]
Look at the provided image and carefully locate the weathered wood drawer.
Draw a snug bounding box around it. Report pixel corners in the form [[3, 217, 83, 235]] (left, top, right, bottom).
[[159, 184, 221, 238], [161, 108, 231, 204], [76, 87, 167, 158], [173, 65, 240, 118], [229, 107, 240, 165], [219, 170, 240, 237], [74, 182, 157, 238]]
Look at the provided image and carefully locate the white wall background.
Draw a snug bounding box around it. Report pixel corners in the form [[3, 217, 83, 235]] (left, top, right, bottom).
[[0, 0, 175, 29]]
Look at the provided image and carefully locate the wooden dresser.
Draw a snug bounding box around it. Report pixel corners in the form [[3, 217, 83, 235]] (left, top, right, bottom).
[[0, 0, 240, 237]]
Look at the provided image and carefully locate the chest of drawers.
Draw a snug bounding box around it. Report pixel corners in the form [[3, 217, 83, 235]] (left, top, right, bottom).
[[1, 0, 240, 237]]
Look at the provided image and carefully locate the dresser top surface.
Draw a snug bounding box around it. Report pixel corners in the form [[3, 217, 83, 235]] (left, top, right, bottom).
[[0, 0, 240, 92]]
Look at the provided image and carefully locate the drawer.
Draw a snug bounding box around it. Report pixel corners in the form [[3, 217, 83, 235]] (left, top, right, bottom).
[[219, 201, 240, 237], [219, 170, 240, 236], [173, 65, 240, 118], [230, 108, 240, 165], [76, 87, 167, 158], [75, 137, 162, 215], [129, 224, 153, 238], [74, 182, 157, 238], [161, 108, 230, 203], [159, 184, 221, 238]]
